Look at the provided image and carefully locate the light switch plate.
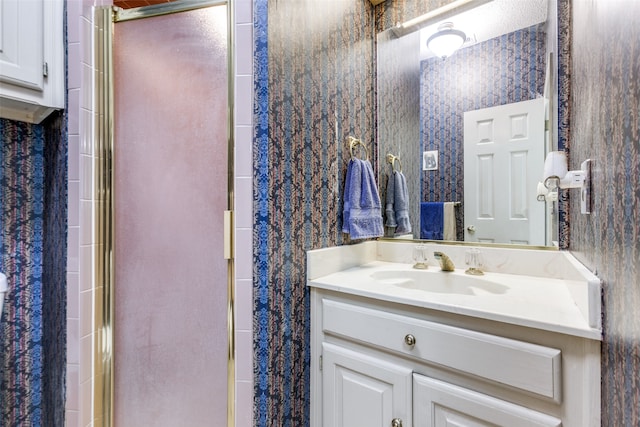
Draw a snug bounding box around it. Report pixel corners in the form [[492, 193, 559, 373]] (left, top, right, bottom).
[[423, 150, 439, 171], [580, 159, 592, 214]]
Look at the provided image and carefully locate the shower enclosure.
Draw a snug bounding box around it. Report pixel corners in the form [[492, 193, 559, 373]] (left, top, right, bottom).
[[94, 2, 233, 425]]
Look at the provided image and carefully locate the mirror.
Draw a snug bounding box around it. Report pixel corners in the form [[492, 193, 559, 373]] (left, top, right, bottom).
[[377, 0, 559, 248]]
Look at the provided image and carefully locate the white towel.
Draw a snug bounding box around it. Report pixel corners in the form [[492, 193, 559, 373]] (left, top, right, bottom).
[[443, 202, 457, 241]]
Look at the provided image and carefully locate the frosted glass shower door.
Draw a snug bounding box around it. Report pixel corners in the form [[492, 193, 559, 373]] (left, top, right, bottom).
[[113, 6, 228, 426]]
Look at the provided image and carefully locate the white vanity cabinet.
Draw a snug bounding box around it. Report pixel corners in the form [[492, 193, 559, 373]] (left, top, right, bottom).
[[310, 289, 600, 427], [0, 0, 64, 124], [322, 343, 412, 427], [413, 375, 560, 427]]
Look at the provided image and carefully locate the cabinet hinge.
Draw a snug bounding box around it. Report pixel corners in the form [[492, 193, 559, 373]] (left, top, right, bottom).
[[319, 355, 323, 371], [43, 62, 49, 77], [544, 119, 550, 131]]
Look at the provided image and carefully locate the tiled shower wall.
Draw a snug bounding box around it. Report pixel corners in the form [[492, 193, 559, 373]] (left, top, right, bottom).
[[66, 1, 106, 425], [233, 1, 255, 426], [66, 0, 254, 426]]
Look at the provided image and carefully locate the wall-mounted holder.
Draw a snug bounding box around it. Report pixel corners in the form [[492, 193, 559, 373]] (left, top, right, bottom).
[[580, 159, 592, 214], [538, 151, 592, 215], [386, 153, 403, 172]]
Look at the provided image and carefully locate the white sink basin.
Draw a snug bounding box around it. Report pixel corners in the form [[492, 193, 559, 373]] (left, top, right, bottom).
[[371, 270, 508, 295], [308, 259, 601, 340]]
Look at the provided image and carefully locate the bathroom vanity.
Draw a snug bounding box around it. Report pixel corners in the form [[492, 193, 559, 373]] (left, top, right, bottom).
[[308, 241, 601, 427]]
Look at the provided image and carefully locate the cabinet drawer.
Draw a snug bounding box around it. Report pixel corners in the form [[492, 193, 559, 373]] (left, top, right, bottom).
[[322, 299, 562, 401]]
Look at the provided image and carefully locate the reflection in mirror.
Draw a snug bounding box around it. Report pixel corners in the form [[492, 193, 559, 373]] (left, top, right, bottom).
[[377, 0, 559, 248]]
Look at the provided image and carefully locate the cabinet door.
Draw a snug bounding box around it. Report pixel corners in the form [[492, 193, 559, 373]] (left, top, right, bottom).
[[323, 343, 412, 427], [0, 0, 44, 90], [413, 374, 561, 427]]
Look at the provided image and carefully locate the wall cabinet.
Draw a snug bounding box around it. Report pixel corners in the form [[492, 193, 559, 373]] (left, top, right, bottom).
[[310, 289, 600, 427], [0, 0, 64, 124]]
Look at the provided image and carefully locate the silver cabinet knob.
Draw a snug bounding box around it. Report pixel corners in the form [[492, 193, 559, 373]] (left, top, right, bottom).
[[391, 418, 403, 427], [467, 225, 476, 233], [404, 334, 416, 347]]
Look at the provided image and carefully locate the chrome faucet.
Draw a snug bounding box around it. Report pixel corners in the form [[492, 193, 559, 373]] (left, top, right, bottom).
[[433, 251, 455, 272]]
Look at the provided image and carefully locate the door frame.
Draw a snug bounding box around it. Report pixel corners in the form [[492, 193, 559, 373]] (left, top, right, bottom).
[[93, 2, 235, 426]]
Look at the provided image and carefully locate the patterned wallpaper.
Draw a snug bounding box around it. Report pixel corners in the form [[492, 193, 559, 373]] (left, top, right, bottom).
[[1, 119, 46, 425], [557, 0, 571, 249], [0, 116, 67, 427], [420, 24, 547, 241], [253, 0, 640, 425], [253, 0, 376, 425], [42, 112, 67, 427], [568, 0, 640, 424]]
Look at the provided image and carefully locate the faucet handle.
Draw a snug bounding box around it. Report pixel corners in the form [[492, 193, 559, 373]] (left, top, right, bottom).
[[412, 244, 428, 269], [465, 248, 484, 275]]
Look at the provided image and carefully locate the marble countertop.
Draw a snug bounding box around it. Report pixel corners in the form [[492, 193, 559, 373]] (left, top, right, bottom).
[[307, 242, 602, 341]]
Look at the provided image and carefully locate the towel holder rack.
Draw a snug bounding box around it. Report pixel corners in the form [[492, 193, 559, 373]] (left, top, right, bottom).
[[348, 136, 369, 160], [386, 153, 402, 172]]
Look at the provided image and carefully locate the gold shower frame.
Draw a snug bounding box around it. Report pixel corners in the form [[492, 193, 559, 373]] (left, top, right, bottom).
[[94, 1, 235, 425]]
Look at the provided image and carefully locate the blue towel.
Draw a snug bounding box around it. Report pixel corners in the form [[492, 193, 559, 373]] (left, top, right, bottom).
[[394, 171, 411, 234], [384, 173, 397, 228], [420, 202, 444, 240], [343, 158, 384, 239], [385, 171, 411, 234]]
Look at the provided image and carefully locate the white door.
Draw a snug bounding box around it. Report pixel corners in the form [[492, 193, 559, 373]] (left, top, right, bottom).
[[413, 374, 561, 427], [463, 99, 545, 245], [322, 343, 412, 427]]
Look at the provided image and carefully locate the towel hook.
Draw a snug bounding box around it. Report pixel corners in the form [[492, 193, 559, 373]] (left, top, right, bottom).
[[386, 153, 402, 172], [348, 136, 369, 160]]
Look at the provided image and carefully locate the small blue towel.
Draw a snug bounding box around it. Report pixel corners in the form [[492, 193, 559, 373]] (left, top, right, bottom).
[[384, 173, 397, 228], [420, 202, 444, 240], [394, 171, 411, 234], [343, 158, 384, 239], [385, 171, 411, 234]]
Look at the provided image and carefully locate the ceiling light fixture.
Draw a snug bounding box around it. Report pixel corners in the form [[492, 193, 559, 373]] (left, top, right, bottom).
[[427, 22, 467, 59], [391, 0, 492, 38]]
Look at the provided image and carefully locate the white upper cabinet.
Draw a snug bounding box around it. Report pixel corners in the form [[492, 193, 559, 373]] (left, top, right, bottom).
[[0, 0, 64, 124], [0, 0, 44, 89]]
